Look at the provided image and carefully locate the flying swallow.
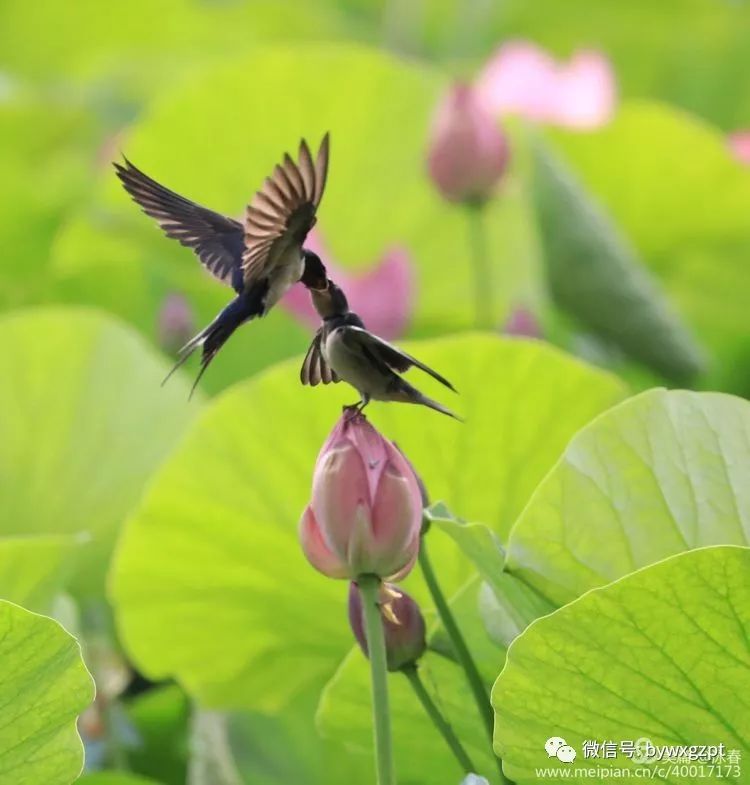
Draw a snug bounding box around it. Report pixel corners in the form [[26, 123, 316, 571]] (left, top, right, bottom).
[[114, 134, 330, 394], [301, 279, 459, 419]]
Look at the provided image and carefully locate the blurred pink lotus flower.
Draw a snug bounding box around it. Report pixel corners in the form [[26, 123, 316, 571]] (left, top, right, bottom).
[[348, 582, 426, 672], [157, 292, 195, 353], [299, 412, 422, 581], [281, 228, 414, 340], [503, 305, 542, 338], [728, 131, 750, 165], [475, 41, 616, 129], [426, 82, 510, 203]]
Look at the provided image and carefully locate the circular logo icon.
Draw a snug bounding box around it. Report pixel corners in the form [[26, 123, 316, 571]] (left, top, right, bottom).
[[632, 737, 656, 765]]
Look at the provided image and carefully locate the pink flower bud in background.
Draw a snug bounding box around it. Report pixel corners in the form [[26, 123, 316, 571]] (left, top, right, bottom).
[[348, 582, 426, 671], [282, 228, 414, 341], [157, 292, 194, 353], [728, 131, 750, 165], [475, 40, 616, 129], [299, 413, 423, 580], [503, 305, 542, 339], [427, 82, 510, 204]]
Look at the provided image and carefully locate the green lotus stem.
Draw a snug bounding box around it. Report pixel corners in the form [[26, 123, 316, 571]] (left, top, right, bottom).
[[402, 664, 477, 774], [358, 573, 396, 785], [418, 535, 510, 784], [466, 202, 493, 329]]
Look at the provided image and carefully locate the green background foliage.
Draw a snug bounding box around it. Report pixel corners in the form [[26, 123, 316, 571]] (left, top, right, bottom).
[[1, 0, 750, 782]]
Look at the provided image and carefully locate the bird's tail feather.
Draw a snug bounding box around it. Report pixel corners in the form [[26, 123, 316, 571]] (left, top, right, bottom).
[[391, 382, 462, 421], [162, 290, 263, 397], [415, 395, 462, 421]]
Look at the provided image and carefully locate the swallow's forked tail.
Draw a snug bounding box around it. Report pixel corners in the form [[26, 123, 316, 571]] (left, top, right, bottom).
[[392, 380, 463, 421], [416, 394, 462, 421], [162, 289, 263, 398]]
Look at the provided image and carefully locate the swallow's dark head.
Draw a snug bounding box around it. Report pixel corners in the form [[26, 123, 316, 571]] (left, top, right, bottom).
[[311, 278, 349, 318], [300, 250, 328, 290]]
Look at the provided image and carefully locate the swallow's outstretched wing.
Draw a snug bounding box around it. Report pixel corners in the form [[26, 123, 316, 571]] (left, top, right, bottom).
[[242, 134, 330, 286], [300, 329, 339, 386], [340, 327, 457, 392], [114, 159, 245, 292]]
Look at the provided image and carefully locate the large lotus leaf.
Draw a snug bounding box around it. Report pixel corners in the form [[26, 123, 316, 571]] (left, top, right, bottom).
[[111, 334, 623, 708], [50, 45, 539, 394], [229, 694, 366, 785], [0, 308, 198, 594], [546, 102, 750, 394], [507, 388, 750, 606], [317, 648, 501, 785], [0, 534, 85, 613], [0, 600, 94, 785], [493, 545, 750, 783], [0, 1, 350, 82], [0, 98, 94, 308]]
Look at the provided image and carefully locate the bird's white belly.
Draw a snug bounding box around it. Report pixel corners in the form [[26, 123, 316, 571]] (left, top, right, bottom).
[[324, 327, 390, 399], [265, 251, 304, 311]]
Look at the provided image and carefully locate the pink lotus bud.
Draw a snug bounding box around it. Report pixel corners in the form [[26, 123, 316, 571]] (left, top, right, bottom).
[[157, 293, 194, 353], [282, 228, 415, 341], [503, 305, 542, 338], [427, 82, 510, 204], [348, 582, 426, 671], [728, 131, 750, 165], [299, 413, 422, 580]]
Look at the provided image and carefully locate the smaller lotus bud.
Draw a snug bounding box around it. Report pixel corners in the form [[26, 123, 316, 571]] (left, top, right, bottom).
[[427, 82, 510, 204], [299, 413, 423, 581], [503, 306, 542, 338], [348, 582, 426, 672], [157, 293, 194, 353]]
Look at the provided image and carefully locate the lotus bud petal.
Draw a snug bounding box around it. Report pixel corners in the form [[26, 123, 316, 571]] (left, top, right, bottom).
[[300, 413, 422, 580], [427, 82, 510, 204]]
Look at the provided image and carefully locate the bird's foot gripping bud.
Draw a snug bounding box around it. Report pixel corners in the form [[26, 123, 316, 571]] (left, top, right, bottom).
[[348, 581, 426, 672], [342, 403, 365, 421]]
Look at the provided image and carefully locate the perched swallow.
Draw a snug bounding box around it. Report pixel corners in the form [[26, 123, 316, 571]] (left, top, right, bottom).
[[301, 280, 459, 419], [115, 134, 330, 394]]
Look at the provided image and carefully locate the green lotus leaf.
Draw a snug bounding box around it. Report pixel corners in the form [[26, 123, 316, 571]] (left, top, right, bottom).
[[0, 308, 198, 594], [0, 534, 86, 612], [493, 545, 750, 783], [506, 388, 750, 605], [0, 600, 94, 785]]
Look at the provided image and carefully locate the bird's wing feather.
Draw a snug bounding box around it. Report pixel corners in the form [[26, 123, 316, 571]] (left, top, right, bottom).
[[242, 134, 330, 286], [114, 159, 245, 292], [300, 329, 339, 386], [343, 327, 456, 391]]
